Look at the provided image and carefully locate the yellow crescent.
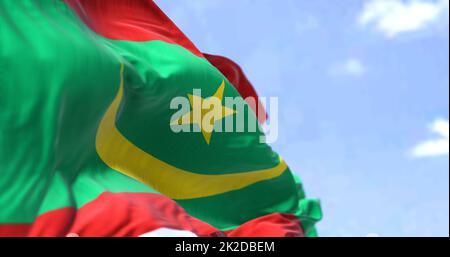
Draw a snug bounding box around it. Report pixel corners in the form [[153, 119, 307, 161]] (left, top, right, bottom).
[[95, 64, 287, 200]]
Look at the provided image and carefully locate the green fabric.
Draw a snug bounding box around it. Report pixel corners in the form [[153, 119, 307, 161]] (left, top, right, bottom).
[[0, 0, 155, 223], [0, 0, 321, 235]]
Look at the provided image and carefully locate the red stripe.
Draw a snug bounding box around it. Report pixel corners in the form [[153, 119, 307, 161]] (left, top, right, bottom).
[[67, 192, 219, 237], [0, 224, 30, 237], [226, 213, 304, 237], [2, 193, 219, 237], [1, 192, 304, 237], [205, 54, 268, 124], [29, 208, 76, 237], [65, 0, 203, 57]]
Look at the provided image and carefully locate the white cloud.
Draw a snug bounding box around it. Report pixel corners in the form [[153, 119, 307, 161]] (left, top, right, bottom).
[[359, 0, 449, 38], [330, 58, 366, 78], [412, 119, 449, 158]]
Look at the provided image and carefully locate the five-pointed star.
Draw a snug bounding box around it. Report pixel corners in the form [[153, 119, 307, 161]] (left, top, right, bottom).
[[171, 80, 236, 145]]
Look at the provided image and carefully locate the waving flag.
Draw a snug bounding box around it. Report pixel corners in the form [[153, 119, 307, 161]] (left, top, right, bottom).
[[0, 0, 321, 237]]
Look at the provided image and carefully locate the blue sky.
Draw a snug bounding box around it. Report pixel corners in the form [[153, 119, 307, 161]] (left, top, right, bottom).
[[155, 0, 449, 236]]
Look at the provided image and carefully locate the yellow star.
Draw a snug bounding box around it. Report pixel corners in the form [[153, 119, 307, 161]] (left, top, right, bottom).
[[171, 80, 236, 145]]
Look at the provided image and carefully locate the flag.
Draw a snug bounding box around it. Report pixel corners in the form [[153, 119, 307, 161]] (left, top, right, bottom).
[[0, 0, 321, 237]]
